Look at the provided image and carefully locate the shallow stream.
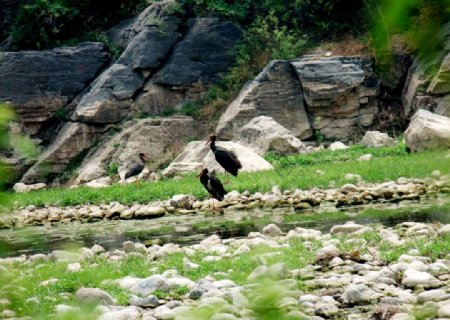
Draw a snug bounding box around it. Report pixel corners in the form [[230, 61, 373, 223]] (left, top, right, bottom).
[[1, 195, 449, 258]]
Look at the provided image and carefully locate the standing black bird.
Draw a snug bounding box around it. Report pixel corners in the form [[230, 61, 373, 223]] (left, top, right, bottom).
[[198, 168, 227, 210], [206, 135, 242, 183], [124, 153, 150, 179]]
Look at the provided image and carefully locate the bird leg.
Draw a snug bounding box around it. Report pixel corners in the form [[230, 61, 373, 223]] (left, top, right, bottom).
[[211, 198, 221, 212], [223, 171, 230, 184]]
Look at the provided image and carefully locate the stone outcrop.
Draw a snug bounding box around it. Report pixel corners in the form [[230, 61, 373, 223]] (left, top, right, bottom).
[[105, 0, 176, 49], [19, 2, 242, 184], [291, 55, 379, 140], [239, 116, 308, 155], [401, 60, 436, 118], [21, 122, 109, 183], [402, 22, 450, 119], [404, 109, 450, 152], [428, 52, 450, 94], [163, 141, 273, 177], [72, 16, 181, 124], [360, 131, 395, 147], [0, 43, 110, 136], [74, 116, 195, 184], [216, 60, 312, 141], [132, 18, 242, 114]]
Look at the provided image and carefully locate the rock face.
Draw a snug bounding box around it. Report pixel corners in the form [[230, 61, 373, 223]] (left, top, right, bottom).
[[402, 23, 450, 119], [74, 116, 195, 184], [22, 122, 109, 183], [401, 60, 436, 118], [428, 52, 450, 94], [239, 116, 308, 155], [163, 141, 273, 177], [132, 18, 242, 115], [18, 3, 242, 184], [0, 43, 110, 136], [291, 55, 379, 140], [216, 60, 312, 141], [404, 109, 450, 152]]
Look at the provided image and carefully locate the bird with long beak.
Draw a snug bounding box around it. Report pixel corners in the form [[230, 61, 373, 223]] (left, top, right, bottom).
[[124, 153, 150, 180], [198, 168, 227, 211], [205, 135, 242, 184]]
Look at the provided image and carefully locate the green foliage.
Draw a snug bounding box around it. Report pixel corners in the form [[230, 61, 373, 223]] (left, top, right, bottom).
[[3, 143, 449, 208], [107, 162, 119, 178], [0, 104, 15, 192], [57, 149, 89, 184], [367, 0, 450, 73], [9, 0, 147, 49], [265, 142, 407, 169]]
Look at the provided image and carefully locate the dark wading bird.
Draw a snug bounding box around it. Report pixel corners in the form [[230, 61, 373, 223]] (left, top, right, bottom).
[[206, 135, 242, 183], [125, 153, 150, 180], [198, 168, 227, 211]]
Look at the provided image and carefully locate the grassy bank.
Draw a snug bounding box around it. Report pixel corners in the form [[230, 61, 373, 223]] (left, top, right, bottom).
[[1, 224, 449, 319], [2, 144, 449, 208]]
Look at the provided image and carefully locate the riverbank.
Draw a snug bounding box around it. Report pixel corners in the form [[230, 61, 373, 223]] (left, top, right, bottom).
[[1, 220, 449, 320], [1, 172, 449, 229], [2, 145, 448, 209]]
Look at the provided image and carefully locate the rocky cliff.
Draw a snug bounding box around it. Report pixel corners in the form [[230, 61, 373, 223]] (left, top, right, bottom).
[[1, 0, 243, 184], [1, 0, 449, 186]]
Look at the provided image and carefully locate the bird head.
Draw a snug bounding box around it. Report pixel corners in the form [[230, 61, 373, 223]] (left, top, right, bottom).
[[139, 153, 150, 163], [205, 135, 217, 145], [197, 168, 208, 177]]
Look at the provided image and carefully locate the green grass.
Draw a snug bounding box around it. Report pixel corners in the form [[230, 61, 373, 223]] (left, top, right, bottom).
[[2, 222, 450, 319], [1, 144, 449, 208]]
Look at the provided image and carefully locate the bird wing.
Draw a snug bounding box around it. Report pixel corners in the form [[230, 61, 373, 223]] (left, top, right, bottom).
[[209, 175, 227, 196], [125, 164, 144, 179], [216, 147, 242, 170]]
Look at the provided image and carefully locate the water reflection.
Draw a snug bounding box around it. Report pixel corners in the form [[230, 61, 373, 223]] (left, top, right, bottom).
[[1, 196, 449, 258]]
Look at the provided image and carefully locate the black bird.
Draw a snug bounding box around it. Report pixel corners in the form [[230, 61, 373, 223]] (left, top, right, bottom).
[[206, 135, 242, 183], [125, 153, 150, 179], [199, 168, 227, 210]]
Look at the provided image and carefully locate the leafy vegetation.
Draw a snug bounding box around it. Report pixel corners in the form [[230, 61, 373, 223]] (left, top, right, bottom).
[[8, 0, 148, 50], [2, 143, 449, 208], [368, 0, 450, 73]]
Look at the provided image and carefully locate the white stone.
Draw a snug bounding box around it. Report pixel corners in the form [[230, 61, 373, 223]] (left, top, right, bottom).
[[13, 182, 46, 193], [85, 176, 112, 188], [405, 109, 450, 151], [360, 131, 395, 147], [330, 222, 365, 235], [262, 224, 283, 237], [239, 116, 308, 155], [329, 141, 348, 151], [67, 262, 81, 272], [357, 154, 372, 161], [163, 141, 273, 177], [401, 269, 442, 288]]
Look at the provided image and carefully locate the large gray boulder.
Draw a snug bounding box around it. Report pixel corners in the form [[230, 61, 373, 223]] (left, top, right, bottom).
[[402, 60, 436, 119], [115, 16, 180, 70], [71, 63, 145, 124], [405, 109, 450, 152], [291, 55, 379, 141], [434, 95, 450, 117], [105, 0, 176, 49], [154, 18, 242, 86], [239, 116, 308, 155], [74, 116, 195, 184], [133, 18, 242, 114], [360, 131, 395, 147], [21, 122, 109, 183], [216, 60, 312, 141], [163, 141, 273, 177], [0, 43, 110, 135]]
